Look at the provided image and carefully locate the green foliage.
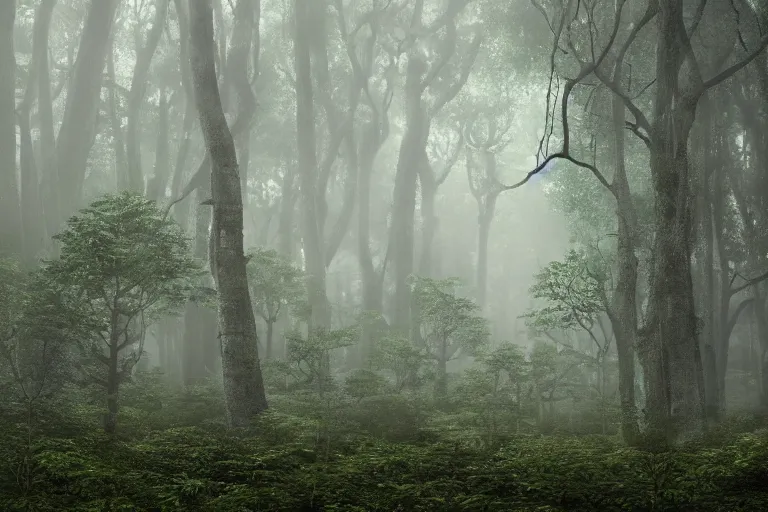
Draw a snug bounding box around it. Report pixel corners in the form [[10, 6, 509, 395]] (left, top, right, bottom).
[[1, 381, 767, 512], [285, 325, 359, 391], [370, 335, 431, 392], [24, 193, 203, 432], [245, 247, 305, 323], [49, 192, 201, 326], [522, 249, 604, 335], [412, 276, 490, 361], [344, 369, 387, 401]]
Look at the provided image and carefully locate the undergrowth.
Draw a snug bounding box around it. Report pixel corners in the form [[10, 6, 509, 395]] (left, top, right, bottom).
[[0, 375, 766, 512]]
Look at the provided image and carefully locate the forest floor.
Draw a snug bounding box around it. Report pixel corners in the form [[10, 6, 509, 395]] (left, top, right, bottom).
[[1, 377, 767, 511]]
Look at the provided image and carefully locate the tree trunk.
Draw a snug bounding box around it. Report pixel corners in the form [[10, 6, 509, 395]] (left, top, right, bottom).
[[390, 60, 428, 334], [636, 2, 706, 442], [0, 0, 21, 257], [266, 320, 274, 361], [35, 0, 58, 242], [107, 43, 129, 190], [188, 0, 268, 426], [182, 184, 218, 386], [225, 0, 258, 208], [146, 93, 171, 201], [56, 0, 121, 220], [608, 70, 640, 445], [126, 0, 169, 192], [169, 0, 196, 232], [294, 0, 331, 331], [476, 189, 499, 311]]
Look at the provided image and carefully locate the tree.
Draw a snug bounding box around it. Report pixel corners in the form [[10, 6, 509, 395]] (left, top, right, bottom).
[[388, 0, 481, 336], [507, 0, 768, 443], [523, 250, 615, 433], [246, 248, 305, 360], [0, 0, 20, 257], [56, 0, 121, 221], [44, 193, 199, 433], [188, 0, 269, 427], [412, 276, 489, 396]]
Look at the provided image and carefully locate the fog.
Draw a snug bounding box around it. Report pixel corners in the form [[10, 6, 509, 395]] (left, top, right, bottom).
[[1, 0, 768, 509]]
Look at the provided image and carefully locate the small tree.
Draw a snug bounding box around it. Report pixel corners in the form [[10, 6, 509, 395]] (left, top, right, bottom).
[[285, 326, 358, 395], [522, 249, 614, 430], [412, 277, 489, 397], [245, 247, 305, 359], [371, 335, 430, 393], [0, 266, 87, 492], [44, 192, 200, 434]]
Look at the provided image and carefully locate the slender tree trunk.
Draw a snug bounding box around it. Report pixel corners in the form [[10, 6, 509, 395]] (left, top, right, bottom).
[[126, 0, 169, 192], [294, 0, 330, 331], [107, 43, 129, 190], [170, 0, 196, 232], [608, 72, 640, 444], [266, 320, 274, 361], [476, 190, 499, 311], [36, 0, 58, 242], [226, 0, 259, 208], [146, 93, 171, 201], [188, 0, 268, 425], [182, 183, 218, 386], [0, 1, 21, 257], [390, 64, 428, 334]]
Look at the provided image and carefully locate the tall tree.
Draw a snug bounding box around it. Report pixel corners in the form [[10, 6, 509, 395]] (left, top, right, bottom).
[[56, 0, 122, 221], [511, 0, 768, 443], [294, 0, 330, 330], [0, 0, 21, 257], [388, 0, 480, 335], [188, 0, 268, 426], [125, 0, 170, 192]]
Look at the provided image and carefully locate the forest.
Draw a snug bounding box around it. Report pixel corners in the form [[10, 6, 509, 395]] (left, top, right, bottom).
[[1, 0, 768, 510]]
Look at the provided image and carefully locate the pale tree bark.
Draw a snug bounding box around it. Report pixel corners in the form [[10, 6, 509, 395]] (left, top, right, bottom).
[[145, 93, 171, 201], [418, 127, 463, 279], [389, 2, 480, 335], [188, 0, 268, 426], [0, 0, 21, 257], [224, 0, 259, 208], [512, 0, 768, 443], [107, 41, 129, 190], [17, 0, 56, 264], [464, 107, 512, 310], [125, 0, 169, 192], [36, 0, 59, 242], [294, 0, 330, 330], [56, 0, 121, 221]]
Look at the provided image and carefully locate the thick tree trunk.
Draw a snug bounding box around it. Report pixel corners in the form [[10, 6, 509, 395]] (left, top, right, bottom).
[[0, 1, 21, 257], [188, 0, 268, 426], [56, 0, 121, 220], [640, 144, 704, 441], [636, 2, 706, 442]]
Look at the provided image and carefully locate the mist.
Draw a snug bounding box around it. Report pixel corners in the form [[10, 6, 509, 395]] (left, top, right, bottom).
[[1, 0, 768, 509]]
